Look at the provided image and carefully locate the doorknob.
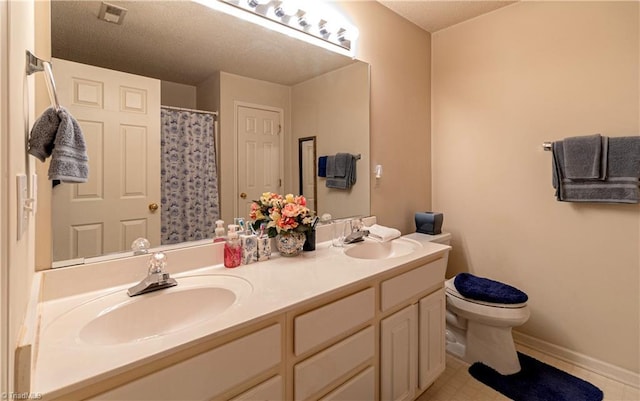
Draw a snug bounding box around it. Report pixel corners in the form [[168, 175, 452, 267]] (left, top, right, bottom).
[[148, 203, 159, 212], [240, 192, 247, 199]]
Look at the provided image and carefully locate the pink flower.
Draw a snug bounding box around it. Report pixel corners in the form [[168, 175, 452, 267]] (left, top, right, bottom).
[[249, 192, 314, 236]]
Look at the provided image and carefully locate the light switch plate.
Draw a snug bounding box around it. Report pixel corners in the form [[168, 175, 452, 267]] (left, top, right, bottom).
[[30, 173, 38, 215], [17, 174, 28, 240]]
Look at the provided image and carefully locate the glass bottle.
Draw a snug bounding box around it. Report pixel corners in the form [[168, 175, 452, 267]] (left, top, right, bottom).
[[224, 225, 242, 268]]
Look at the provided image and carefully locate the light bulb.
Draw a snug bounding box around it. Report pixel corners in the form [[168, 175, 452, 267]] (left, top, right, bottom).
[[274, 0, 299, 18], [337, 28, 351, 42], [246, 0, 269, 7], [298, 11, 320, 29], [318, 19, 337, 37]]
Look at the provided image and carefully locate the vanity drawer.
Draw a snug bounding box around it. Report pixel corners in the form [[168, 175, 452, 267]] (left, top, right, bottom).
[[93, 324, 281, 400], [294, 287, 374, 355], [319, 366, 375, 401], [381, 257, 447, 311], [294, 326, 374, 401], [230, 375, 283, 401]]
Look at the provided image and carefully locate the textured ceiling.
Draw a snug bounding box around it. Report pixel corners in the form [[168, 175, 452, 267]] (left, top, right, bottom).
[[51, 1, 356, 86], [52, 1, 517, 87], [377, 1, 516, 33]]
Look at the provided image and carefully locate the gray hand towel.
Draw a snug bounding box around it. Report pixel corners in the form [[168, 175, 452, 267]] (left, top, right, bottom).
[[334, 153, 349, 177], [552, 136, 639, 203], [326, 177, 349, 189], [607, 136, 640, 178], [48, 108, 89, 183], [28, 107, 61, 162], [563, 134, 607, 179], [326, 156, 336, 178]]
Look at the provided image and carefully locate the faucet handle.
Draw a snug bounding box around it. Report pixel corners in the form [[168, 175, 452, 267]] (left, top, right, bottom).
[[352, 217, 364, 231], [131, 237, 151, 255], [148, 252, 167, 274]]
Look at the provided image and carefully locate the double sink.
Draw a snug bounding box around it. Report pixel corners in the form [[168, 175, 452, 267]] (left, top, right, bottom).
[[44, 238, 421, 347]]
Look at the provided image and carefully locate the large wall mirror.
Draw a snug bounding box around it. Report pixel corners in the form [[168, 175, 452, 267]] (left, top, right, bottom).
[[46, 0, 370, 266]]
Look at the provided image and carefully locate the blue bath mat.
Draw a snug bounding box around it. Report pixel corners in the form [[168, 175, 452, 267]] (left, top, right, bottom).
[[469, 352, 603, 401]]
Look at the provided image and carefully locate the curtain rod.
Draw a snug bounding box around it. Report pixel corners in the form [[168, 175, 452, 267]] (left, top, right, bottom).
[[161, 105, 218, 119]]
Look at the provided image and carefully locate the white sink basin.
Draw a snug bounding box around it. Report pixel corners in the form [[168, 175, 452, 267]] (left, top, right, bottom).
[[344, 238, 422, 260], [45, 275, 252, 346]]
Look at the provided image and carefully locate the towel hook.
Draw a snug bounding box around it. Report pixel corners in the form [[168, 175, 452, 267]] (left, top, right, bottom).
[[26, 50, 61, 112]]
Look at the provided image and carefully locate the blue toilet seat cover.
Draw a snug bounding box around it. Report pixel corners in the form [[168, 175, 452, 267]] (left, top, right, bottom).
[[454, 273, 528, 304]]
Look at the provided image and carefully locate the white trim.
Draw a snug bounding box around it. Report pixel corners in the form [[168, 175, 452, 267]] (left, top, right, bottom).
[[513, 331, 640, 388], [0, 0, 9, 395]]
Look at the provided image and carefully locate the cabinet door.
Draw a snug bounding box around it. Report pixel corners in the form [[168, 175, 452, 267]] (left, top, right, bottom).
[[418, 289, 446, 392], [380, 304, 418, 401]]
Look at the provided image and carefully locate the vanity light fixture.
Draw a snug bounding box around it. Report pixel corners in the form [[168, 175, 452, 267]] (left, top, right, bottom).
[[194, 0, 358, 56]]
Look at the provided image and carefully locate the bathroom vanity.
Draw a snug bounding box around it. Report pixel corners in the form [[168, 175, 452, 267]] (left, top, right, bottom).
[[19, 233, 450, 401]]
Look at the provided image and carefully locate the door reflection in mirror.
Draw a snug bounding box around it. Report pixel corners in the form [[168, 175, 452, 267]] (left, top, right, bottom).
[[299, 136, 317, 213]]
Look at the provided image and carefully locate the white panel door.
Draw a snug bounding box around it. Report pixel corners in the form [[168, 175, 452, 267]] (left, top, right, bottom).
[[418, 289, 446, 392], [237, 105, 282, 219], [52, 58, 160, 261], [381, 304, 418, 401]]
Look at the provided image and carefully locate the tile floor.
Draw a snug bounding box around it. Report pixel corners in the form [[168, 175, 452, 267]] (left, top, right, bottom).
[[418, 345, 640, 401]]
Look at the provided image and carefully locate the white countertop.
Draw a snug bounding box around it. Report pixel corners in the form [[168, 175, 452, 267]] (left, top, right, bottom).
[[32, 233, 450, 398]]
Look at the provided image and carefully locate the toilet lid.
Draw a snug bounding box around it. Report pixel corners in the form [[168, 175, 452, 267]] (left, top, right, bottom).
[[445, 277, 528, 309]]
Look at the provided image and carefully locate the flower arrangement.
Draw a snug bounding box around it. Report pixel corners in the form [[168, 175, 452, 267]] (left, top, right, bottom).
[[250, 192, 314, 238]]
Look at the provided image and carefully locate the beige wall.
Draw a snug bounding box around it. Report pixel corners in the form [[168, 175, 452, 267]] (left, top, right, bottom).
[[432, 1, 639, 374], [160, 81, 197, 109], [196, 73, 221, 114], [292, 62, 370, 219], [337, 1, 432, 233]]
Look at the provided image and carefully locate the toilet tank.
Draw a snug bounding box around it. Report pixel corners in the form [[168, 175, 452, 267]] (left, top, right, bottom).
[[404, 232, 451, 246], [430, 233, 451, 246]]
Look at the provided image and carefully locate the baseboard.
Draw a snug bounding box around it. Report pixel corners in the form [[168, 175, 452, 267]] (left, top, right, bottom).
[[513, 331, 640, 388]]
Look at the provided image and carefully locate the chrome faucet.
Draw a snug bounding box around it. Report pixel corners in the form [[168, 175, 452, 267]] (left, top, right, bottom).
[[343, 218, 369, 244], [127, 252, 177, 297]]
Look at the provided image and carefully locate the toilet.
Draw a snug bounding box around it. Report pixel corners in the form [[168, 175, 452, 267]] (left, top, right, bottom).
[[445, 273, 530, 375]]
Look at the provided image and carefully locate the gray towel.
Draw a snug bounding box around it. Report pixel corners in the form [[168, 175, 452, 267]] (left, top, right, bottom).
[[48, 108, 89, 183], [326, 156, 336, 178], [334, 153, 349, 177], [326, 154, 357, 190], [28, 107, 61, 162], [563, 134, 607, 179], [552, 136, 639, 203], [326, 177, 349, 189]]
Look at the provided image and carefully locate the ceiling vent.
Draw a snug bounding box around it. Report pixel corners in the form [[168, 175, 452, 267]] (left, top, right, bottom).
[[98, 2, 127, 25]]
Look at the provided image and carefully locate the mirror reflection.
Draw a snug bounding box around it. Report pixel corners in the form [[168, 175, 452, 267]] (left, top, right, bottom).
[[48, 0, 370, 264], [299, 136, 318, 212]]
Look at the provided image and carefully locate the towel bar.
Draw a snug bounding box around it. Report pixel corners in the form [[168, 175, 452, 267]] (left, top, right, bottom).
[[542, 142, 552, 151], [26, 50, 60, 112]]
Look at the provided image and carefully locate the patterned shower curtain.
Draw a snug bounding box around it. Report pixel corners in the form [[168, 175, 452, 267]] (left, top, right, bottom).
[[160, 107, 220, 244]]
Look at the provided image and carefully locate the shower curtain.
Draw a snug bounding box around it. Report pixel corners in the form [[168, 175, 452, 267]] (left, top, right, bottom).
[[160, 107, 220, 244]]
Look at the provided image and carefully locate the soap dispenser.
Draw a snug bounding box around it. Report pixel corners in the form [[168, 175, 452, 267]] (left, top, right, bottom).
[[224, 224, 242, 268], [213, 220, 226, 243]]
